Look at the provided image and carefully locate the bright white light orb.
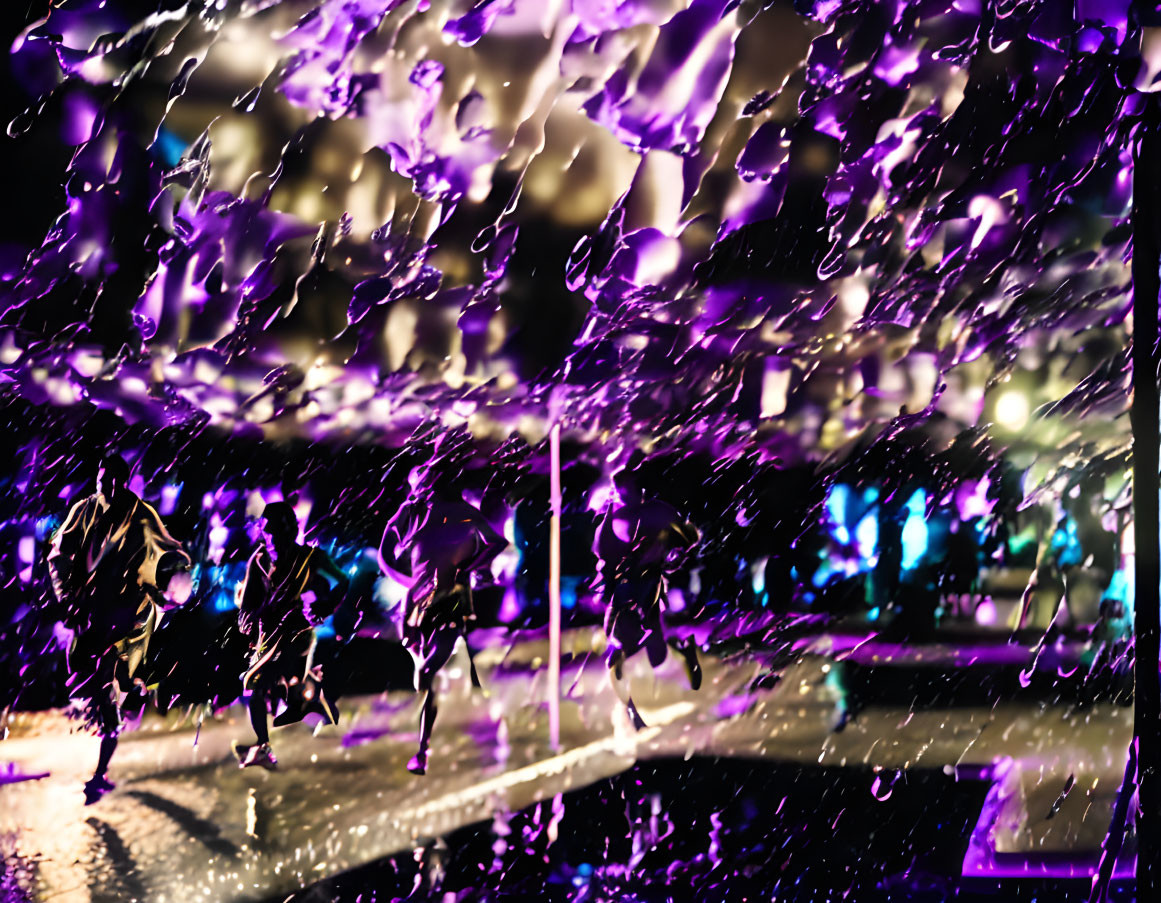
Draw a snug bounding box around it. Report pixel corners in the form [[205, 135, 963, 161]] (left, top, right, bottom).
[[994, 390, 1030, 431]]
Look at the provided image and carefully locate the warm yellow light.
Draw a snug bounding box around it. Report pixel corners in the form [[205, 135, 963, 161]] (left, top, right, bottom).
[[995, 390, 1030, 431]]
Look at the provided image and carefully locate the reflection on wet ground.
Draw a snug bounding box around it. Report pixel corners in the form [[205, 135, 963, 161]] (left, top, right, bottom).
[[0, 627, 1135, 902]]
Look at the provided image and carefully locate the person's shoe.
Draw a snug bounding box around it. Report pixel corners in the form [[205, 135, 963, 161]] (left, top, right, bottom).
[[233, 741, 277, 770], [678, 641, 702, 691], [626, 699, 648, 731], [686, 659, 703, 692], [749, 669, 781, 692], [611, 701, 638, 751], [407, 751, 428, 775], [83, 775, 116, 806], [272, 696, 306, 727]]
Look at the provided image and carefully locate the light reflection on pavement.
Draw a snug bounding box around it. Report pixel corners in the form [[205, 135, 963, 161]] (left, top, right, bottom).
[[0, 629, 1132, 902]]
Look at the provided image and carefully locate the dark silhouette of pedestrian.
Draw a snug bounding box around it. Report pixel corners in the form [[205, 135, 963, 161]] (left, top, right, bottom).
[[47, 454, 190, 803], [379, 467, 507, 775], [233, 501, 349, 769], [594, 460, 701, 730]]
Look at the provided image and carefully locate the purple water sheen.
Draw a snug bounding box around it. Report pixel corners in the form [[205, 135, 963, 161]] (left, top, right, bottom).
[[0, 0, 1136, 463], [582, 0, 738, 154], [133, 192, 318, 349], [444, 0, 517, 47], [278, 0, 407, 117], [803, 632, 1093, 672]]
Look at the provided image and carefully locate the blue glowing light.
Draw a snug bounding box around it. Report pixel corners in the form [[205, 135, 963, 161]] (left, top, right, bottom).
[[900, 489, 929, 570], [152, 127, 186, 168], [1105, 568, 1128, 604], [192, 561, 249, 612], [826, 484, 850, 534], [855, 513, 878, 565], [821, 482, 883, 579], [812, 561, 836, 588], [1050, 516, 1082, 568], [561, 576, 580, 609], [35, 515, 60, 541], [751, 561, 766, 596]]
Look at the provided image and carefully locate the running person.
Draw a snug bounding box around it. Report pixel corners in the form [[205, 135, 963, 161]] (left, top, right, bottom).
[[233, 502, 349, 769], [379, 472, 506, 775], [595, 465, 701, 730], [47, 454, 191, 804]]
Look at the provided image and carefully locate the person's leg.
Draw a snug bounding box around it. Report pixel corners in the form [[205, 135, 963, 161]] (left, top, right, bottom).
[[92, 698, 119, 780], [667, 627, 702, 691], [301, 672, 340, 724], [608, 603, 650, 730], [85, 735, 119, 804], [409, 629, 457, 775], [84, 672, 121, 804], [607, 647, 629, 702], [644, 623, 668, 670], [608, 651, 648, 730], [92, 651, 120, 767], [608, 644, 648, 730], [1015, 567, 1043, 633], [235, 642, 278, 768], [624, 696, 648, 731], [466, 646, 482, 689], [463, 627, 483, 690], [305, 631, 341, 723], [276, 633, 338, 725], [233, 689, 277, 769], [451, 583, 483, 689], [603, 607, 623, 680], [93, 692, 119, 780], [829, 660, 859, 731], [412, 690, 438, 775], [249, 691, 270, 746]]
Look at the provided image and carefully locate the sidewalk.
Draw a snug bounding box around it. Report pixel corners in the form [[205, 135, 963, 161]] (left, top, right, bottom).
[[0, 625, 1134, 902]]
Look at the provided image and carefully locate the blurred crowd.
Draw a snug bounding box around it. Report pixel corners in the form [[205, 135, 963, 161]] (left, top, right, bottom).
[[0, 398, 1133, 728]]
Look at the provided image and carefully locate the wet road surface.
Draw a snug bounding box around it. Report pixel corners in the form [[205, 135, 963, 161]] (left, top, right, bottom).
[[0, 628, 1132, 901]]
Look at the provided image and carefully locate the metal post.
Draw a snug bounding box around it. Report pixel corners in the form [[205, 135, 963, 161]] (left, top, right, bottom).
[[1090, 741, 1136, 902], [1132, 95, 1161, 898], [548, 422, 562, 752]]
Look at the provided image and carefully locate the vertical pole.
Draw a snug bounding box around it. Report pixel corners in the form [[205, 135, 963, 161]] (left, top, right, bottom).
[[1090, 741, 1136, 903], [1132, 96, 1161, 898], [548, 422, 562, 752]]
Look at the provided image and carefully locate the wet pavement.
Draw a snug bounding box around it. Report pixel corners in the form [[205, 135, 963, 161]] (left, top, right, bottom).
[[0, 627, 1134, 902]]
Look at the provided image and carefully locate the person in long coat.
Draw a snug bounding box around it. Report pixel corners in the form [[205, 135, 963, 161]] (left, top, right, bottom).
[[47, 454, 190, 803]]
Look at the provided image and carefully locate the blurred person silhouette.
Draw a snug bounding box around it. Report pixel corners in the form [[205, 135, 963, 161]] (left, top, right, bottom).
[[379, 455, 507, 775], [1061, 479, 1118, 633], [594, 453, 701, 731], [233, 501, 349, 769], [47, 453, 191, 803]]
